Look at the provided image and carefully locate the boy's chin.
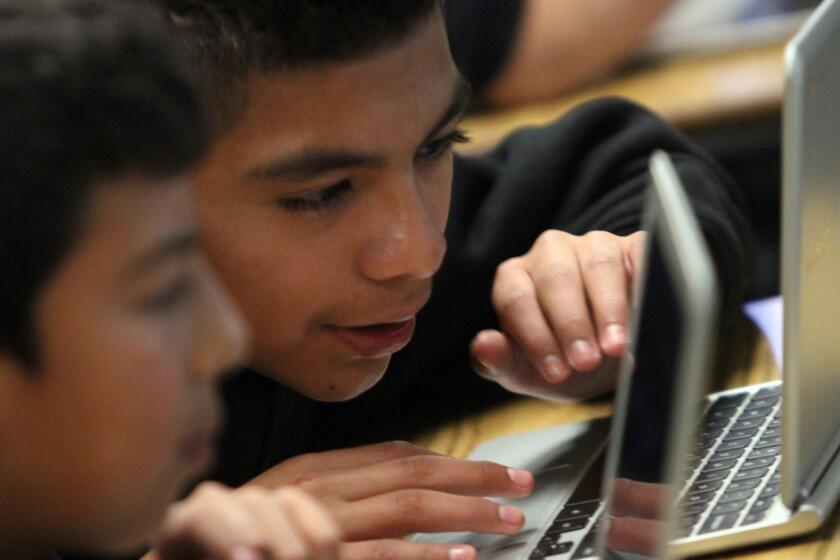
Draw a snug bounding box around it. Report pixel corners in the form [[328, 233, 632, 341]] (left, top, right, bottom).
[[264, 356, 392, 402]]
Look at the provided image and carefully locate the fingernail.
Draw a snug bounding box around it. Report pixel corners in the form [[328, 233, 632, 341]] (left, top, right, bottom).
[[499, 505, 525, 526], [541, 355, 568, 382], [449, 546, 475, 560], [604, 323, 626, 348], [230, 548, 260, 560], [507, 468, 534, 488], [569, 340, 598, 369]]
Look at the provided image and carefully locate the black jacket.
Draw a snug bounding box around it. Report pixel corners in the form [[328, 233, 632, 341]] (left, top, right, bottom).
[[212, 98, 753, 487]]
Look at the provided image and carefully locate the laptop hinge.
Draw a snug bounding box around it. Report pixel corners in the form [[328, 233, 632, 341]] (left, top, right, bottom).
[[795, 420, 840, 510]]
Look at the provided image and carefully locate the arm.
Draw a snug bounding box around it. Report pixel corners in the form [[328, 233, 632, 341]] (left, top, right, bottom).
[[484, 0, 676, 105], [457, 97, 752, 400]]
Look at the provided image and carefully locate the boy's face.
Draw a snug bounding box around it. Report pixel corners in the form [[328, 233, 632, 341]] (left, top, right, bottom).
[[0, 176, 247, 553], [193, 10, 466, 400]]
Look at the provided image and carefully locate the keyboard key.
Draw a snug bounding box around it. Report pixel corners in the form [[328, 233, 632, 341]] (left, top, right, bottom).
[[696, 469, 730, 483], [746, 396, 780, 410], [734, 417, 765, 429], [704, 417, 732, 430], [763, 426, 781, 438], [711, 448, 744, 461], [556, 501, 600, 521], [718, 488, 755, 503], [689, 479, 723, 495], [741, 457, 775, 470], [549, 517, 589, 533], [750, 497, 774, 513], [712, 500, 748, 515], [711, 393, 748, 408], [739, 407, 774, 420], [733, 467, 769, 482], [724, 427, 759, 441], [754, 436, 782, 448], [683, 502, 709, 515], [699, 428, 724, 442], [755, 385, 782, 398], [717, 439, 750, 452], [748, 446, 781, 460], [700, 512, 740, 534], [725, 478, 763, 492], [743, 511, 767, 525], [685, 490, 717, 506], [703, 458, 738, 472], [531, 540, 573, 558], [759, 483, 781, 499]]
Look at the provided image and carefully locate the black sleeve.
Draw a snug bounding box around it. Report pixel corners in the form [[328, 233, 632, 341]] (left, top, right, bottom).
[[444, 0, 525, 91], [306, 97, 754, 449]]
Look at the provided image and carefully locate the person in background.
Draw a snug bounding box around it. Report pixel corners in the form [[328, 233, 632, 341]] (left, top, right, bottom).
[[446, 0, 816, 106], [0, 1, 340, 558]]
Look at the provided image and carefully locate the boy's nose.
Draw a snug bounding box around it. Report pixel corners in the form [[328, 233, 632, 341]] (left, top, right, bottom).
[[357, 178, 447, 282]]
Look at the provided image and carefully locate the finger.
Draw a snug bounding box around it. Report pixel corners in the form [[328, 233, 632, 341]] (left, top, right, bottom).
[[623, 231, 647, 280], [576, 232, 630, 358], [525, 239, 602, 372], [296, 454, 533, 502], [493, 260, 571, 383], [241, 489, 308, 560], [155, 484, 266, 560], [253, 441, 440, 487], [344, 540, 476, 560], [470, 330, 544, 392], [275, 487, 341, 560], [335, 490, 525, 540]]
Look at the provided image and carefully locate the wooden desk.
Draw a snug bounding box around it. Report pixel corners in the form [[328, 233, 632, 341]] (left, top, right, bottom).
[[414, 333, 840, 558], [458, 43, 786, 155]]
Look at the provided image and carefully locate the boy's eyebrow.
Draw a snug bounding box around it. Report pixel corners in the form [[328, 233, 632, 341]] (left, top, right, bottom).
[[245, 76, 472, 182], [127, 231, 198, 276], [247, 150, 386, 182]]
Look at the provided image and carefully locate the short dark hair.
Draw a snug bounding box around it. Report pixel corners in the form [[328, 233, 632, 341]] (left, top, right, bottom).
[[0, 0, 207, 366], [163, 0, 440, 130]]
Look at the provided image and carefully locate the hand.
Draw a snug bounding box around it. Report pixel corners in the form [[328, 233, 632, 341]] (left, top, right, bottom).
[[472, 230, 645, 401], [250, 441, 535, 560], [148, 482, 341, 560]]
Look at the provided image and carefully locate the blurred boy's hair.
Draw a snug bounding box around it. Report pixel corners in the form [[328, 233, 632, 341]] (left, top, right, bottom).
[[0, 0, 207, 365]]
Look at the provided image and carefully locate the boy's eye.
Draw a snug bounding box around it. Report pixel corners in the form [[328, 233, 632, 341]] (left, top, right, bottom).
[[278, 179, 352, 213], [417, 128, 470, 160], [140, 278, 195, 312]]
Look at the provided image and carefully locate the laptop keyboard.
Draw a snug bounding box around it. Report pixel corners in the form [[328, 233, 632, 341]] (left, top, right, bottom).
[[677, 383, 783, 538], [527, 382, 783, 559]]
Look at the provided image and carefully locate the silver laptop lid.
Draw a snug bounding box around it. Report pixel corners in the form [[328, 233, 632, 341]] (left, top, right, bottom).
[[782, 0, 840, 509], [598, 152, 719, 558]]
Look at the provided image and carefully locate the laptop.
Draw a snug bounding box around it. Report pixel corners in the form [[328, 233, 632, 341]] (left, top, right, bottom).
[[413, 150, 718, 558], [414, 1, 840, 555]]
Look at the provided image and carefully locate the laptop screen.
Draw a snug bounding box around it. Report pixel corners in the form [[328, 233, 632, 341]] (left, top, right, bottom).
[[598, 151, 718, 558], [600, 221, 686, 557]]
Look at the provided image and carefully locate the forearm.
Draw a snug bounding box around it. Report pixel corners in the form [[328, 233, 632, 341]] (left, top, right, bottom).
[[485, 0, 675, 105]]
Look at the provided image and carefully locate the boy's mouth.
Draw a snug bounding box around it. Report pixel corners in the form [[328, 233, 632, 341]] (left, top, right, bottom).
[[327, 317, 417, 359]]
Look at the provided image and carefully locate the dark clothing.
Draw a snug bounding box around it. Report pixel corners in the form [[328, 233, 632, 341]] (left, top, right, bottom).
[[212, 97, 753, 488], [444, 0, 524, 91]]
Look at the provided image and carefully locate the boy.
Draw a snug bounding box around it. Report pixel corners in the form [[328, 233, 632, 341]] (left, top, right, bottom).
[[165, 1, 751, 557], [0, 1, 340, 558]]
